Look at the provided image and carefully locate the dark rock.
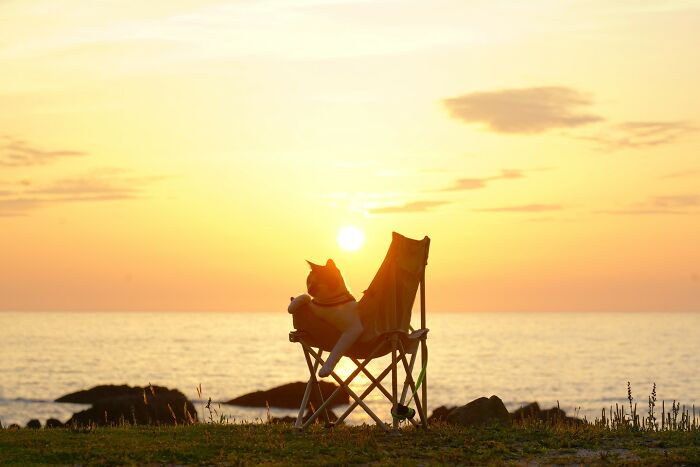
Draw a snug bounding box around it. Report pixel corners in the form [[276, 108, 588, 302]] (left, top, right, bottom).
[[57, 384, 168, 404], [26, 419, 41, 429], [446, 395, 511, 427], [427, 405, 457, 423], [45, 418, 64, 428], [60, 384, 197, 427], [225, 381, 350, 409], [269, 408, 341, 425], [511, 402, 542, 421], [510, 401, 585, 425]]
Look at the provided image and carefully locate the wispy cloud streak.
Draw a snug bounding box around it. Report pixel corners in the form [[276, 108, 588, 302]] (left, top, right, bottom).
[[0, 170, 166, 217], [0, 138, 86, 167], [595, 194, 700, 215], [473, 204, 563, 213], [575, 121, 696, 151], [440, 169, 524, 191], [659, 168, 700, 179], [368, 200, 448, 214]]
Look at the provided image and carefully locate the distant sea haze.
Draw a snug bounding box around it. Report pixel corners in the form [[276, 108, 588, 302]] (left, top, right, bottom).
[[1, 311, 699, 426]]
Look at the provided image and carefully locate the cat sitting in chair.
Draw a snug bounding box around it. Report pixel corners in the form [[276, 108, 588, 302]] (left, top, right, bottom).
[[288, 259, 368, 378]]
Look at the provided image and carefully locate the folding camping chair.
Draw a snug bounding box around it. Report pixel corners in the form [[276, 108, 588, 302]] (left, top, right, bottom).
[[289, 232, 430, 431]]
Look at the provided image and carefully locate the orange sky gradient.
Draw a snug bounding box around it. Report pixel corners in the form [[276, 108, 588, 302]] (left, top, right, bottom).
[[1, 0, 699, 312]]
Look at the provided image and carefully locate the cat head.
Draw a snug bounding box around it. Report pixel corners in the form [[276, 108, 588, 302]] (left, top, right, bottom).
[[305, 259, 348, 299]]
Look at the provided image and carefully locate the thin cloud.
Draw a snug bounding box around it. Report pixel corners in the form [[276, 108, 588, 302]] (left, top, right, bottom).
[[647, 195, 699, 208], [593, 209, 696, 215], [441, 169, 524, 191], [0, 138, 86, 167], [472, 204, 563, 213], [368, 200, 448, 214], [659, 168, 700, 179], [0, 198, 42, 217], [443, 86, 603, 134], [522, 216, 579, 223], [575, 121, 696, 151], [0, 170, 165, 217], [595, 194, 699, 215], [29, 178, 140, 198]]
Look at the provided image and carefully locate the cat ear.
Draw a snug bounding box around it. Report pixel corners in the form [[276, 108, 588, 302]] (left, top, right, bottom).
[[326, 259, 337, 269], [306, 260, 320, 270]]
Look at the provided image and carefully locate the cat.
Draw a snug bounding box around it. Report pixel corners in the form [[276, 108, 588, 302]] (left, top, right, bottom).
[[288, 259, 368, 378]]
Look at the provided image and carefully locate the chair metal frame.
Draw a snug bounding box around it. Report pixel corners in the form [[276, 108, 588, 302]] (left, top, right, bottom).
[[289, 250, 429, 432]]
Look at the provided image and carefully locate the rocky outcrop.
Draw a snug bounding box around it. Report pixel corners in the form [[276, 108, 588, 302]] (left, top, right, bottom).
[[511, 402, 584, 425], [446, 396, 511, 427], [56, 384, 169, 404], [430, 399, 585, 427], [57, 384, 197, 426], [26, 419, 41, 429], [427, 405, 457, 423], [225, 381, 350, 409], [45, 418, 63, 428]]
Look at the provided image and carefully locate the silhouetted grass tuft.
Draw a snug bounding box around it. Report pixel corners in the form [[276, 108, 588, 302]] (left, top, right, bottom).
[[590, 382, 698, 432]]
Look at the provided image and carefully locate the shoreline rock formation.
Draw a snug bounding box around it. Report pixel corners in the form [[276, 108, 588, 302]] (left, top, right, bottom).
[[429, 397, 585, 427], [225, 381, 350, 409], [56, 384, 197, 426]]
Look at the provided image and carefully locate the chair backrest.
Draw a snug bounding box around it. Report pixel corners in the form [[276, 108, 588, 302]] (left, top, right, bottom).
[[358, 232, 430, 340]]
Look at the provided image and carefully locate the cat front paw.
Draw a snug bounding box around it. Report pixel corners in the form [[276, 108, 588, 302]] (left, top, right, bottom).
[[288, 294, 311, 314]]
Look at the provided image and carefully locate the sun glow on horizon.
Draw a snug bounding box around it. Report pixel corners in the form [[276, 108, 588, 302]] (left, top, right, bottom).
[[337, 225, 365, 252], [1, 2, 699, 312]]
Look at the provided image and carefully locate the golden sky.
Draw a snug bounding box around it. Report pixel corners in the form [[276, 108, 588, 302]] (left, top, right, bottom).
[[1, 0, 699, 312]]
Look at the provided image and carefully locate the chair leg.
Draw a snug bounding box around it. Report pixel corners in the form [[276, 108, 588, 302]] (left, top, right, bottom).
[[391, 336, 398, 430], [301, 344, 379, 425], [336, 362, 393, 424], [299, 347, 347, 429], [295, 346, 318, 430], [421, 341, 428, 429], [400, 350, 418, 405], [326, 369, 389, 431], [303, 349, 331, 426], [351, 357, 393, 402], [303, 345, 388, 431], [346, 357, 421, 426], [397, 340, 426, 428]]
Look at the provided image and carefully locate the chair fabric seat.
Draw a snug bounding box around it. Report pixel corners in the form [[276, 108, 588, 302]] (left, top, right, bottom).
[[291, 306, 392, 358], [290, 306, 427, 359]]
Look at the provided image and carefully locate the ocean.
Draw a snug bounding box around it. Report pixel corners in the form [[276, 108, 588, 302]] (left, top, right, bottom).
[[1, 311, 698, 427]]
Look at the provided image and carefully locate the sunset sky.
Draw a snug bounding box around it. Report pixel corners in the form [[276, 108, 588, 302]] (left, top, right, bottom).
[[1, 0, 699, 312]]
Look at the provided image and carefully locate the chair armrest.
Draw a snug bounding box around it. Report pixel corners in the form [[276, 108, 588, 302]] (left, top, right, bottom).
[[408, 328, 429, 341], [289, 330, 308, 343]]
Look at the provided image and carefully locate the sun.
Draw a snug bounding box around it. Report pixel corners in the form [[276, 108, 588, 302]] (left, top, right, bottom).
[[337, 225, 365, 252]]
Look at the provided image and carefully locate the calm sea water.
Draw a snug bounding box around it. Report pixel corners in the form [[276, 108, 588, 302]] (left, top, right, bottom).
[[1, 311, 698, 427]]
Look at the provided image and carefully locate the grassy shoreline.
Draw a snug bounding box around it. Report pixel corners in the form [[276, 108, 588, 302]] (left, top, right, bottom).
[[2, 422, 699, 465]]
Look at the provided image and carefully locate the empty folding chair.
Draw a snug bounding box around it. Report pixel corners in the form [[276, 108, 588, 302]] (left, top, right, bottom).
[[289, 232, 430, 431]]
